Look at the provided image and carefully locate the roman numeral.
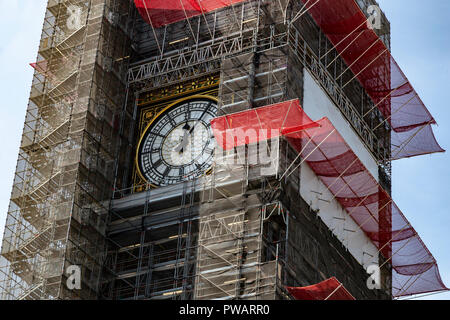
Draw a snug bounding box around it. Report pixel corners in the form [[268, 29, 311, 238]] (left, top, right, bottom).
[[142, 147, 161, 155], [185, 102, 191, 120], [162, 166, 171, 177], [153, 158, 163, 168], [167, 115, 177, 127], [152, 132, 165, 138]]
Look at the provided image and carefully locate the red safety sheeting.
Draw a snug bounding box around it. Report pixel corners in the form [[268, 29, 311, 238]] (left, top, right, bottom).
[[30, 61, 47, 74], [285, 117, 447, 297], [134, 0, 247, 28], [303, 0, 444, 159], [211, 99, 320, 150], [286, 277, 355, 300], [30, 60, 58, 84], [210, 101, 448, 297]]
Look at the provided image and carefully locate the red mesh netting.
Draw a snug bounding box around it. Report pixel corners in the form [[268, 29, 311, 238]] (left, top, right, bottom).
[[286, 277, 355, 300], [211, 99, 320, 150], [303, 0, 444, 159], [285, 117, 447, 297], [30, 61, 48, 74], [134, 0, 246, 28], [210, 100, 448, 297]]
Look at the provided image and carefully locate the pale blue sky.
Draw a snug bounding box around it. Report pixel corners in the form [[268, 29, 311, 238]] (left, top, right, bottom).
[[0, 0, 48, 254], [377, 0, 450, 300], [0, 0, 448, 299]]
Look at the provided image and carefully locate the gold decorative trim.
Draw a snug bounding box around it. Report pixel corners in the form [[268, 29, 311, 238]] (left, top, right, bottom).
[[138, 75, 220, 107]]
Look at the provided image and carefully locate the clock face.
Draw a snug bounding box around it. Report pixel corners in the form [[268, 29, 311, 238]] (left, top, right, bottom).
[[137, 97, 218, 186]]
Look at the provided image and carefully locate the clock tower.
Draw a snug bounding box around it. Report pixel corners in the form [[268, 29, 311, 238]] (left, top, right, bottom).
[[0, 0, 446, 301], [101, 0, 395, 300]]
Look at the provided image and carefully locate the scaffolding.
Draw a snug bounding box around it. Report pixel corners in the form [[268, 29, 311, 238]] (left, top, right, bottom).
[[104, 129, 299, 299], [101, 0, 445, 300], [126, 0, 393, 167], [209, 101, 447, 297], [0, 0, 446, 300], [0, 0, 136, 299]]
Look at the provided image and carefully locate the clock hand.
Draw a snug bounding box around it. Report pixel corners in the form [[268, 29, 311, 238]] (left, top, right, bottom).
[[175, 103, 211, 152], [189, 104, 211, 134], [174, 128, 190, 153]]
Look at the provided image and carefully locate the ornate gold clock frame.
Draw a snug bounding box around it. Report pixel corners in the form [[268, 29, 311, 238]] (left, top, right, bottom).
[[132, 74, 220, 192]]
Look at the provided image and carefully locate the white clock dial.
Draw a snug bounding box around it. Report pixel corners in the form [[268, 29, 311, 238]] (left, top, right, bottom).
[[137, 97, 217, 186]]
